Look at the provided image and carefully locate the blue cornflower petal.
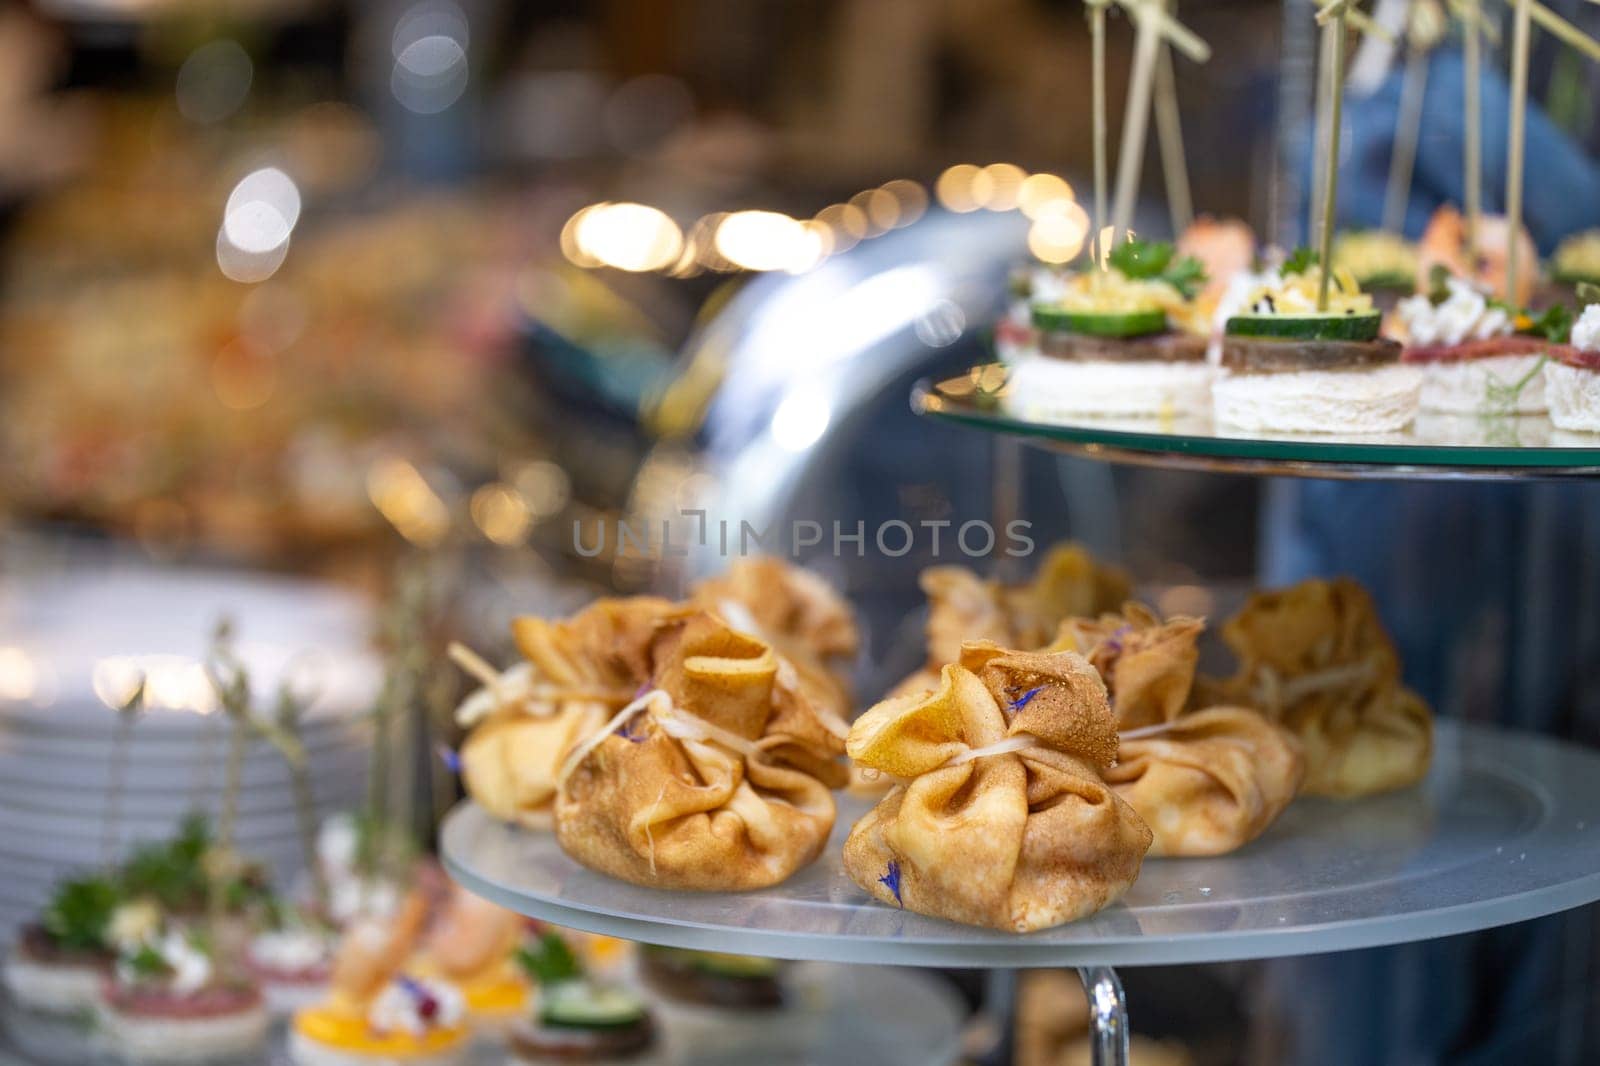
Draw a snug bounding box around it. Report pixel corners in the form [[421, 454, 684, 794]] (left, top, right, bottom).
[[435, 743, 461, 774], [878, 860, 903, 907], [1009, 685, 1045, 713]]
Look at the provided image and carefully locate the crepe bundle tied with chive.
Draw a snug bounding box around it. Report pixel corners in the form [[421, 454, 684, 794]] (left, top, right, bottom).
[[1218, 578, 1433, 799], [458, 597, 677, 830], [691, 556, 861, 722], [894, 542, 1133, 700], [843, 645, 1151, 932], [1046, 604, 1305, 857], [554, 610, 845, 892]]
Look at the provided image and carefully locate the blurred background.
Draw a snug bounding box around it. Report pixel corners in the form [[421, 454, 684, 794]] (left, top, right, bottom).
[[0, 0, 1598, 1064]]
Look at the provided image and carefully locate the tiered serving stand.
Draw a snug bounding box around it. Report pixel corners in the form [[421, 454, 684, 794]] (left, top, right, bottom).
[[443, 368, 1600, 1066]]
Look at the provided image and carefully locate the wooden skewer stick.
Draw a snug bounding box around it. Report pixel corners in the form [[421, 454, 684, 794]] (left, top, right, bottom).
[[1383, 47, 1428, 232], [1524, 0, 1600, 61], [1315, 7, 1351, 310], [1108, 0, 1213, 243], [1090, 0, 1110, 267], [1112, 4, 1165, 241], [1505, 0, 1532, 303], [1463, 0, 1482, 260], [1153, 1, 1194, 234], [1308, 22, 1336, 248]]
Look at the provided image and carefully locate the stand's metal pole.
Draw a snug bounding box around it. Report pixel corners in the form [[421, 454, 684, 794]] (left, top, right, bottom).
[[1076, 966, 1130, 1066]]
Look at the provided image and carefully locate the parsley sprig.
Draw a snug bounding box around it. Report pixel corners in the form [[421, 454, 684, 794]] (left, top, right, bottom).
[[1282, 247, 1320, 277], [516, 931, 584, 987], [1107, 239, 1207, 299]]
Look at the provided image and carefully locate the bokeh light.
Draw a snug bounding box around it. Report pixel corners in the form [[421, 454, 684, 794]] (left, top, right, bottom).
[[1028, 201, 1091, 264], [715, 211, 814, 273], [391, 1, 471, 114], [573, 202, 683, 272], [978, 163, 1027, 211], [1019, 173, 1076, 220], [935, 164, 983, 212]]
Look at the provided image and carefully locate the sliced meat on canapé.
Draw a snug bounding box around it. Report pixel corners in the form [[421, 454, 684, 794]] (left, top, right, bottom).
[[1039, 330, 1209, 364], [1220, 336, 1402, 374]]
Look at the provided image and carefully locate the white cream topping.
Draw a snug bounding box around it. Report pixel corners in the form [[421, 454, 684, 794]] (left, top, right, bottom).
[[367, 977, 464, 1036], [1029, 267, 1068, 307], [1570, 305, 1600, 352], [249, 928, 331, 974], [1397, 277, 1513, 346], [117, 931, 213, 995], [1212, 268, 1275, 334]]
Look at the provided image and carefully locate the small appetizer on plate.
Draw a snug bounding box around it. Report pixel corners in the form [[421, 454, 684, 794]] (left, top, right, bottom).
[[290, 891, 469, 1066], [1544, 298, 1600, 431], [1397, 269, 1571, 413], [97, 921, 269, 1064], [509, 930, 658, 1063], [1416, 205, 1538, 309], [995, 265, 1066, 363], [1550, 230, 1600, 288], [245, 908, 337, 1015], [1332, 230, 1419, 312], [639, 948, 784, 1009], [1006, 239, 1211, 418], [4, 875, 120, 1017], [411, 884, 528, 1031], [845, 646, 1152, 931], [1212, 249, 1420, 433]]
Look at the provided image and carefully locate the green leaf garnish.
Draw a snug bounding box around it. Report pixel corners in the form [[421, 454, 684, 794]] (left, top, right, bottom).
[[1427, 264, 1453, 304], [1109, 239, 1174, 279], [1523, 304, 1574, 343], [125, 945, 170, 979], [1282, 247, 1320, 276], [516, 932, 584, 986], [41, 877, 121, 951], [1107, 239, 1207, 299]]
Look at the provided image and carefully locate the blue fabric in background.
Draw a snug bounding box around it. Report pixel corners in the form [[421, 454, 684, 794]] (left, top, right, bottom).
[[1307, 47, 1600, 249]]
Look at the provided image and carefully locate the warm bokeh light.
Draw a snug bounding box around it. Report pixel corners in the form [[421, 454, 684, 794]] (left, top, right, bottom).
[[0, 647, 37, 703], [850, 188, 899, 235], [573, 202, 683, 272], [815, 203, 866, 255], [92, 655, 214, 715], [935, 164, 983, 213], [367, 457, 451, 547], [559, 204, 604, 268], [978, 163, 1027, 211], [715, 210, 814, 273], [470, 483, 532, 546], [880, 179, 929, 227], [1019, 173, 1076, 220], [1028, 201, 1091, 264]]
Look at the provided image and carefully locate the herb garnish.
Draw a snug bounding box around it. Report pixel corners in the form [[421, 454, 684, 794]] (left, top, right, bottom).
[[1282, 247, 1320, 277], [1521, 304, 1573, 343], [41, 876, 121, 951], [516, 931, 584, 986], [1108, 239, 1207, 299]]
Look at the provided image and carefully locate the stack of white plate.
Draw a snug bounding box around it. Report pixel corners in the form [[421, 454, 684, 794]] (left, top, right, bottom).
[[0, 562, 378, 935]]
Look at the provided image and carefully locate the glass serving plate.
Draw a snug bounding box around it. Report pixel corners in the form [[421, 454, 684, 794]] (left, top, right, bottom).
[[441, 721, 1600, 968], [911, 368, 1600, 479]]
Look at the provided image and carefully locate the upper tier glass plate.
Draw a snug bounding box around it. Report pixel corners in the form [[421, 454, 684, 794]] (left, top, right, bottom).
[[441, 721, 1600, 968], [912, 368, 1600, 478]]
